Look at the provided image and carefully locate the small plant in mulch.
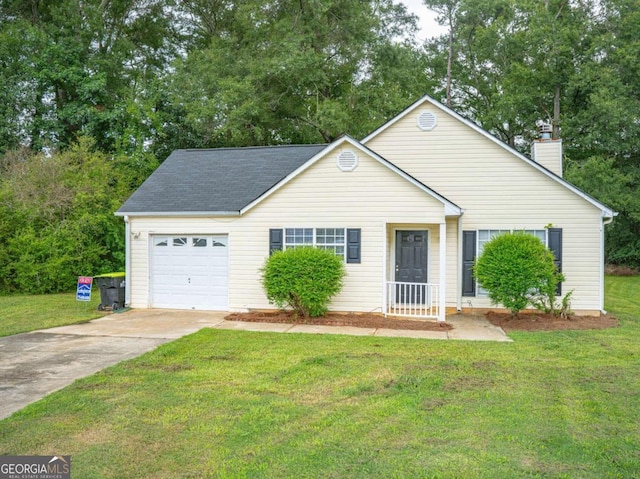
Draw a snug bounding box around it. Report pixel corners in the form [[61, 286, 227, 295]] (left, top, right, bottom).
[[485, 311, 619, 332], [225, 310, 452, 331]]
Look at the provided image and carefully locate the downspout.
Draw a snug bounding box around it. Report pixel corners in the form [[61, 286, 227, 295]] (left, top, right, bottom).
[[382, 222, 388, 317], [600, 216, 614, 315], [439, 222, 447, 322], [124, 215, 131, 307], [456, 214, 463, 312]]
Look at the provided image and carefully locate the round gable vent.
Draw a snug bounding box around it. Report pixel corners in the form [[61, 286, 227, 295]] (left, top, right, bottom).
[[417, 111, 437, 131], [337, 150, 358, 171]]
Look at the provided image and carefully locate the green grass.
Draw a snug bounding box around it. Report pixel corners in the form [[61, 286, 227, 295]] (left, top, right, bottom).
[[0, 291, 107, 337], [605, 274, 640, 318], [1, 276, 639, 478]]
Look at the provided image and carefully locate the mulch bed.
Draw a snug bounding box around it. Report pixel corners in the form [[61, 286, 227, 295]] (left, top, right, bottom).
[[226, 310, 619, 333], [485, 311, 619, 332], [224, 311, 453, 331]]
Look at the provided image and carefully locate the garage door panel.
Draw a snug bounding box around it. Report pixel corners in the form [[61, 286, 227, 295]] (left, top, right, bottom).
[[150, 235, 228, 310]]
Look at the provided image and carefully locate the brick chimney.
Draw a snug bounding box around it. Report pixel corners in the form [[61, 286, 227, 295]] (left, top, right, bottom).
[[531, 122, 563, 177]]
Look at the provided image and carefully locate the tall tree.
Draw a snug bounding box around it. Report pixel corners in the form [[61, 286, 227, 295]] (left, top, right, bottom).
[[0, 0, 180, 152], [424, 0, 592, 148], [169, 0, 432, 147], [563, 0, 640, 266], [423, 0, 460, 107]]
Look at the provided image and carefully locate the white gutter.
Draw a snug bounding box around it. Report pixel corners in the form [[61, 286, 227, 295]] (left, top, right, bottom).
[[381, 222, 387, 317], [456, 214, 464, 312], [124, 215, 131, 307], [115, 211, 241, 217], [439, 222, 447, 322], [600, 216, 615, 314]]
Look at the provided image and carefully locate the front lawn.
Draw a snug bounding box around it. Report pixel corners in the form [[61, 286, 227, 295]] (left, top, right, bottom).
[[0, 276, 638, 478], [0, 292, 107, 337]]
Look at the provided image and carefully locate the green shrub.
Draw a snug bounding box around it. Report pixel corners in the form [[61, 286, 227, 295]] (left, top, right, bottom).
[[529, 288, 573, 318], [0, 138, 130, 293], [474, 232, 559, 316], [261, 247, 346, 318]]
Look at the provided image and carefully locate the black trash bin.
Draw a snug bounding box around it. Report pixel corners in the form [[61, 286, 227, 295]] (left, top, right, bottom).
[[94, 273, 126, 311]]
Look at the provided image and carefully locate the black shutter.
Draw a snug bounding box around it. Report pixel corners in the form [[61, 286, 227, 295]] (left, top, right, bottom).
[[548, 228, 563, 295], [462, 231, 476, 296], [346, 228, 361, 264], [269, 229, 283, 255]]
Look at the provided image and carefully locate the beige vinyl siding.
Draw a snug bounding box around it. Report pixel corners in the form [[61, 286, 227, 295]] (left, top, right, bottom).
[[234, 147, 448, 312], [366, 101, 604, 311], [128, 147, 449, 312]]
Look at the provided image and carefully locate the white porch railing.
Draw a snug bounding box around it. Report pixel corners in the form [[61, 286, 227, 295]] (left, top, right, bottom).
[[385, 281, 440, 319]]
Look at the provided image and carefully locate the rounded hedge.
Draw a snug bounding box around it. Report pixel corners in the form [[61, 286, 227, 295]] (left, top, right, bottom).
[[261, 247, 346, 318], [474, 232, 557, 315]]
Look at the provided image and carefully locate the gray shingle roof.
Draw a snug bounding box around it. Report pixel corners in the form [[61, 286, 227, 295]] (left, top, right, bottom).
[[117, 144, 327, 214]]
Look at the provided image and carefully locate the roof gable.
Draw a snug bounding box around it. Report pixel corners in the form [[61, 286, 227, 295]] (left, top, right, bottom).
[[241, 135, 462, 217], [116, 144, 326, 216], [362, 95, 615, 218]]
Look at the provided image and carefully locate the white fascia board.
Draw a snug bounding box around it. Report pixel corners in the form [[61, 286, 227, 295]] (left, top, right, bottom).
[[362, 94, 616, 218], [241, 135, 462, 217], [114, 211, 240, 217]]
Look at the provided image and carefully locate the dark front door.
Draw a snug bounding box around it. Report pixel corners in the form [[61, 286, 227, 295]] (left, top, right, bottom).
[[395, 230, 428, 303]]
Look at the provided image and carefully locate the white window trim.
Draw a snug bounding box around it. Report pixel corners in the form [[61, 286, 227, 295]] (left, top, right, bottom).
[[284, 227, 347, 261]]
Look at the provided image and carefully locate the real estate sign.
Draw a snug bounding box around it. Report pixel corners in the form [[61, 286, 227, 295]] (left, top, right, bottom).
[[76, 276, 93, 301]]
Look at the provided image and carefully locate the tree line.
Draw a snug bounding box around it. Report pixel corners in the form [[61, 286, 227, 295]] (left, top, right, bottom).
[[0, 0, 637, 293]]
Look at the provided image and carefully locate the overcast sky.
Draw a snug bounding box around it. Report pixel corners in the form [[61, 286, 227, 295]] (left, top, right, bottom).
[[401, 0, 446, 40]]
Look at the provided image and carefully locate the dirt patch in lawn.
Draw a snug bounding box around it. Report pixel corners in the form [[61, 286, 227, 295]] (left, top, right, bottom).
[[225, 311, 453, 331], [485, 311, 619, 332]]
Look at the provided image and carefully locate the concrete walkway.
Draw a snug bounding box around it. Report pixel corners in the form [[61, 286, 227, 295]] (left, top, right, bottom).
[[0, 309, 509, 419]]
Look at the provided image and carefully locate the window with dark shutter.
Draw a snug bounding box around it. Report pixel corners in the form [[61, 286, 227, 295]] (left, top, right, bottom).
[[269, 229, 283, 255], [270, 228, 359, 263], [462, 231, 476, 296], [548, 228, 563, 295], [346, 228, 361, 264]]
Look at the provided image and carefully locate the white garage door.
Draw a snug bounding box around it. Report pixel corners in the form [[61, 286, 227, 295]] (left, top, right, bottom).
[[150, 235, 228, 310]]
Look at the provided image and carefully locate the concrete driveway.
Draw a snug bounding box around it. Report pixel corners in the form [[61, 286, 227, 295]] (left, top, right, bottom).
[[0, 310, 227, 420], [0, 309, 509, 420]]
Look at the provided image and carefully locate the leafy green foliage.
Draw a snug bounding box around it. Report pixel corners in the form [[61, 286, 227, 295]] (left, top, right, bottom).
[[0, 0, 181, 152], [0, 139, 132, 293], [261, 247, 346, 318], [529, 285, 574, 319], [170, 0, 429, 146], [0, 0, 639, 272], [474, 232, 559, 315], [424, 0, 640, 266], [566, 157, 640, 266]]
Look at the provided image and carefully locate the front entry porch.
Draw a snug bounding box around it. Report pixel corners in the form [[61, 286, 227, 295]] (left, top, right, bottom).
[[385, 281, 440, 319], [382, 223, 448, 322]]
